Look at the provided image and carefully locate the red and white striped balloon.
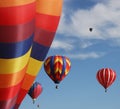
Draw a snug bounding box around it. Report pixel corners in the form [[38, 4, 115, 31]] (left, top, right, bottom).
[[96, 68, 116, 92]]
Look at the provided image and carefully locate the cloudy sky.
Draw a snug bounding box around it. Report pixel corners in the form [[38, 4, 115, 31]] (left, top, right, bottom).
[[20, 0, 120, 109], [51, 0, 120, 60]]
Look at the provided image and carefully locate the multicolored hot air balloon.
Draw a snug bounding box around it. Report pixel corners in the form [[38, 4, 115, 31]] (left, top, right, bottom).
[[0, 0, 35, 108], [96, 68, 116, 92], [14, 0, 63, 108], [28, 82, 43, 104], [44, 55, 71, 89]]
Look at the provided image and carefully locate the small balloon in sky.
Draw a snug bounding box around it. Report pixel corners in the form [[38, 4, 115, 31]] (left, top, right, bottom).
[[89, 28, 93, 32], [44, 55, 71, 89], [96, 68, 116, 92]]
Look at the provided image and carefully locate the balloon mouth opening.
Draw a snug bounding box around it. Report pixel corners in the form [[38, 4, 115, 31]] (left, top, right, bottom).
[[54, 81, 60, 89], [54, 81, 60, 84]]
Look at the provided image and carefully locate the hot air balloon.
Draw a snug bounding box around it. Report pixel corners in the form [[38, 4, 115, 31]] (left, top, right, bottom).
[[96, 68, 116, 92], [44, 55, 71, 89], [89, 28, 93, 32], [37, 104, 40, 108], [0, 0, 35, 108], [28, 82, 43, 104], [14, 0, 63, 108]]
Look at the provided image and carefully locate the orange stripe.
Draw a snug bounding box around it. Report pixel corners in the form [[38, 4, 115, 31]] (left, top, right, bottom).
[[36, 0, 63, 16], [0, 80, 23, 100], [0, 0, 35, 7], [0, 65, 28, 88], [21, 73, 35, 90]]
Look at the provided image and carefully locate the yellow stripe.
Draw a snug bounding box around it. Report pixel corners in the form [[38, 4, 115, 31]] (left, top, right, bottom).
[[55, 68, 62, 74], [47, 69, 51, 75], [0, 48, 31, 74], [0, 65, 27, 88], [65, 70, 69, 75], [54, 59, 63, 64], [36, 0, 63, 16], [66, 59, 71, 66], [0, 0, 35, 7], [27, 57, 43, 76]]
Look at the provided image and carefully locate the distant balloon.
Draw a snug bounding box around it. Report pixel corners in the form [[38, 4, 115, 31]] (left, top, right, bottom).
[[37, 104, 40, 108], [96, 68, 116, 92], [28, 82, 43, 103], [44, 55, 71, 89], [89, 28, 93, 32]]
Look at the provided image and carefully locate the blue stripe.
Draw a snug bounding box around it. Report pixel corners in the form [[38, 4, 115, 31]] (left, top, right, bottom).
[[50, 56, 55, 79], [60, 56, 66, 78], [31, 42, 50, 61], [0, 34, 33, 59]]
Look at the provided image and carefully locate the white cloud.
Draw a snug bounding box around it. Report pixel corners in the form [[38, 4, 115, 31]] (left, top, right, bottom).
[[67, 52, 105, 60], [51, 0, 120, 60], [79, 40, 93, 48], [51, 40, 74, 51], [58, 0, 120, 39]]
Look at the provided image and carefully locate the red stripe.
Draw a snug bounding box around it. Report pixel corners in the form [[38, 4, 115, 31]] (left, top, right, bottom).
[[0, 19, 35, 43], [105, 69, 109, 87], [0, 2, 35, 25], [97, 70, 104, 87], [36, 13, 60, 32], [108, 69, 116, 87], [34, 27, 55, 46], [0, 80, 23, 100], [0, 94, 18, 109], [15, 88, 28, 104]]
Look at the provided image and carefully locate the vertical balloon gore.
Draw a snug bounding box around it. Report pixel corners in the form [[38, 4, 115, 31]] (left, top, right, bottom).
[[14, 0, 63, 108], [0, 0, 35, 108]]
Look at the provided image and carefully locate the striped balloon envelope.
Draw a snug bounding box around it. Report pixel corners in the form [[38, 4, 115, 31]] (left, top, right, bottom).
[[0, 0, 35, 108], [14, 0, 63, 108], [44, 55, 71, 89], [96, 68, 116, 92]]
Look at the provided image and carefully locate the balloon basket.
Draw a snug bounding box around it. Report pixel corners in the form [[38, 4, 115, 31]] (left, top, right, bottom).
[[105, 89, 107, 92], [55, 85, 59, 89]]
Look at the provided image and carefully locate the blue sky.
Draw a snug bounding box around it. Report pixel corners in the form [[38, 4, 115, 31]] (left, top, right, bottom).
[[20, 0, 120, 109]]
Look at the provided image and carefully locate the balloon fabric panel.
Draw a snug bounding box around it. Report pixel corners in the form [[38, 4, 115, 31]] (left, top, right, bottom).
[[0, 35, 33, 58], [0, 2, 36, 25], [0, 19, 35, 43], [0, 0, 35, 7], [14, 0, 63, 108], [0, 0, 35, 108]]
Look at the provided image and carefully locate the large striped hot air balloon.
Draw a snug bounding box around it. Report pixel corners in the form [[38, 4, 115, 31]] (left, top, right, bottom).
[[96, 68, 116, 92], [44, 55, 71, 89], [28, 82, 43, 104], [14, 0, 63, 108], [0, 0, 35, 108]]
